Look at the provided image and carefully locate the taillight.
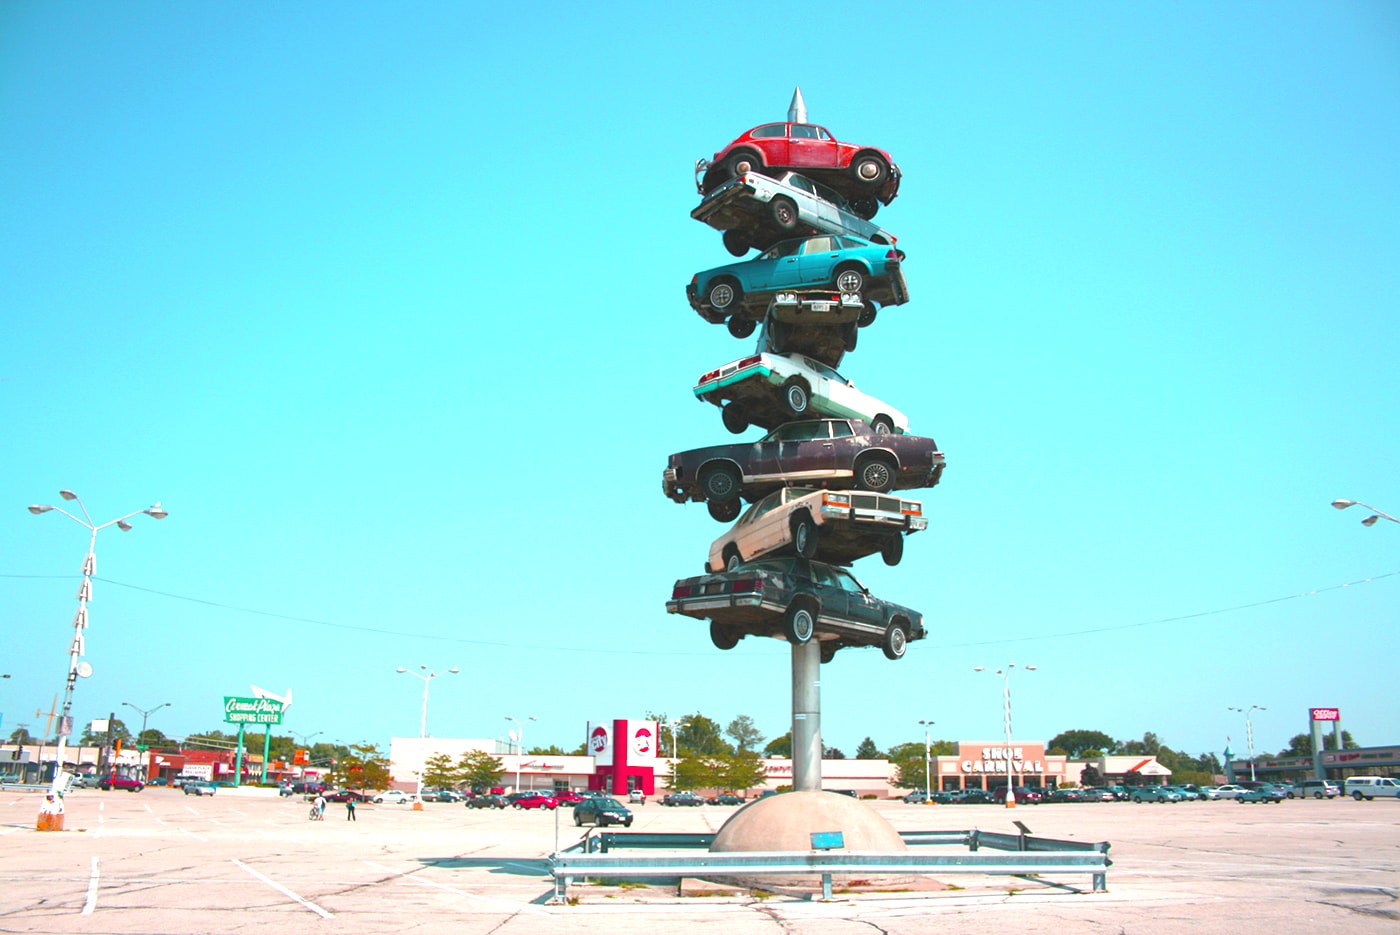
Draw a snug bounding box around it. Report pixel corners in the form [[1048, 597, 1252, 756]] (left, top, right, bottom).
[[699, 369, 721, 383], [690, 275, 698, 285], [672, 584, 693, 599], [886, 249, 900, 262], [729, 578, 761, 593], [736, 355, 762, 368]]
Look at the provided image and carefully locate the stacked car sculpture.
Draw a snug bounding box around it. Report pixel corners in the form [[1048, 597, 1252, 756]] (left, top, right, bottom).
[[665, 94, 945, 663]]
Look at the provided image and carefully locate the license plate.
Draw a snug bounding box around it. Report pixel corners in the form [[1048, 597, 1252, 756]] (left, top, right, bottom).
[[808, 301, 832, 312]]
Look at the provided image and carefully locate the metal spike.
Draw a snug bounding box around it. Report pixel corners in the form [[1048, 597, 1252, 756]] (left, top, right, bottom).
[[788, 86, 807, 124]]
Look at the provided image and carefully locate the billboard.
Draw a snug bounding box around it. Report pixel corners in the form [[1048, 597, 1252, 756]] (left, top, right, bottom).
[[1311, 708, 1340, 721], [223, 696, 285, 725]]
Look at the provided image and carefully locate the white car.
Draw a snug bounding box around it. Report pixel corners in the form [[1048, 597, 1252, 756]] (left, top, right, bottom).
[[708, 486, 926, 572], [1213, 784, 1248, 800], [691, 170, 897, 257], [371, 790, 415, 805], [694, 351, 908, 436]]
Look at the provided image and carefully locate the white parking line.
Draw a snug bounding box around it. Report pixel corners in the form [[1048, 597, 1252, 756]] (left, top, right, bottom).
[[0, 827, 21, 836], [363, 861, 548, 915], [81, 856, 99, 915], [178, 827, 207, 843], [232, 859, 333, 918]]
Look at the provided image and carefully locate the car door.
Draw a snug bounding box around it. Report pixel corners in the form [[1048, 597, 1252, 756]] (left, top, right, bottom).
[[787, 124, 838, 169], [772, 421, 838, 481], [794, 235, 842, 286], [747, 238, 804, 290], [831, 566, 886, 635], [809, 563, 855, 631]]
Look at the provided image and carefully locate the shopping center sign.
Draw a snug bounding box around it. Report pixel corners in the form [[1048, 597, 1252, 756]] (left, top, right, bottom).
[[223, 696, 285, 725]]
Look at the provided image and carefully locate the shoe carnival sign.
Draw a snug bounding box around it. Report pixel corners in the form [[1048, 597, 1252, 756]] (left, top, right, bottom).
[[960, 744, 1046, 775], [223, 696, 285, 725]]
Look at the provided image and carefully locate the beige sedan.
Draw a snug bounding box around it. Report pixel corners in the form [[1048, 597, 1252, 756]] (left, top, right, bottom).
[[707, 486, 926, 572]]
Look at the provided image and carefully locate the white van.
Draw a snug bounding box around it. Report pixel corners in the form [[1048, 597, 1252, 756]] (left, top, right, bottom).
[[1344, 777, 1400, 800], [1290, 780, 1339, 799]]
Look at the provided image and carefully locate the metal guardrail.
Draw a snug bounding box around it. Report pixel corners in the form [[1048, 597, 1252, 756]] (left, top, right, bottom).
[[552, 828, 1111, 901]]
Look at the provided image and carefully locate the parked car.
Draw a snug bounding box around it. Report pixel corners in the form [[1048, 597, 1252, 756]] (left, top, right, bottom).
[[1130, 786, 1183, 803], [707, 486, 926, 573], [660, 792, 704, 807], [465, 793, 507, 809], [1287, 780, 1339, 799], [950, 789, 992, 804], [421, 789, 465, 803], [1164, 785, 1200, 801], [1180, 784, 1219, 800], [324, 789, 372, 803], [507, 791, 559, 810], [692, 170, 898, 258], [663, 418, 945, 523], [552, 790, 585, 807], [628, 789, 646, 804], [98, 775, 145, 792], [72, 773, 101, 789], [992, 786, 1043, 805], [1237, 784, 1287, 804], [1344, 776, 1400, 800], [573, 796, 633, 827], [695, 351, 907, 438], [668, 556, 925, 662], [1045, 788, 1085, 803], [371, 790, 415, 805], [1078, 788, 1116, 802], [182, 781, 217, 796], [708, 794, 744, 806], [696, 121, 901, 219], [688, 234, 907, 335]]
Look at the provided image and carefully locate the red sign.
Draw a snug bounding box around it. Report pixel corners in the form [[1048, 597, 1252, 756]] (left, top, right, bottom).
[[1311, 708, 1340, 721]]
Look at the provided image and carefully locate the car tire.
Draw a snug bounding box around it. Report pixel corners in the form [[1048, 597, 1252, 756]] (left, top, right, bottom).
[[792, 512, 817, 559], [880, 534, 904, 566], [782, 378, 810, 416], [721, 404, 748, 435], [1354, 791, 1364, 800], [858, 303, 878, 327], [722, 544, 742, 570], [871, 414, 894, 435], [783, 602, 816, 645], [710, 621, 741, 650], [725, 149, 761, 179], [574, 813, 583, 826], [707, 498, 741, 523], [834, 264, 866, 295], [722, 230, 750, 257], [624, 818, 633, 827], [851, 153, 889, 186], [770, 196, 799, 232], [819, 640, 839, 664], [855, 455, 896, 492], [767, 317, 789, 354], [882, 620, 908, 660], [708, 277, 742, 312], [850, 196, 878, 220], [726, 314, 756, 339]]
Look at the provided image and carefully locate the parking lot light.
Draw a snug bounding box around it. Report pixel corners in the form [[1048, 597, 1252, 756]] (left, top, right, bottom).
[[1331, 498, 1399, 527], [976, 664, 1036, 808]]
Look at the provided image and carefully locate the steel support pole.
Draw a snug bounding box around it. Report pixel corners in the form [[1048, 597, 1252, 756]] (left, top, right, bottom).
[[791, 641, 821, 792]]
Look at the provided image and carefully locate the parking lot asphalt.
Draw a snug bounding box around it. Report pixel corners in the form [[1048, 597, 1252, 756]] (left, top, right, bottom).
[[1, 789, 1396, 934]]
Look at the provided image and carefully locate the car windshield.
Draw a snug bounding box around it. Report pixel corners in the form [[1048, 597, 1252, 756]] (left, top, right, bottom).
[[595, 798, 623, 807]]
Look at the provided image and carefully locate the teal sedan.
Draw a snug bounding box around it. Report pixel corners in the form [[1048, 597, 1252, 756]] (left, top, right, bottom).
[[687, 234, 908, 336]]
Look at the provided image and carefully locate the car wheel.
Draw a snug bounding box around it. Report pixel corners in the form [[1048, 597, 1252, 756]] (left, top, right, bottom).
[[707, 498, 741, 523], [882, 620, 908, 660], [880, 534, 904, 566], [721, 404, 748, 435], [770, 196, 799, 232], [767, 317, 789, 354], [871, 415, 894, 435], [791, 513, 817, 559], [722, 544, 743, 570], [856, 455, 896, 492], [700, 464, 740, 503], [851, 153, 889, 186], [850, 196, 878, 220], [708, 277, 741, 312], [782, 378, 810, 416], [710, 621, 741, 650], [726, 314, 756, 339], [574, 812, 583, 826], [1314, 792, 1324, 799], [819, 640, 839, 664], [857, 303, 878, 327], [725, 150, 761, 179], [722, 230, 750, 257], [624, 818, 633, 827], [834, 264, 866, 295], [783, 602, 816, 645], [1354, 791, 1364, 801]]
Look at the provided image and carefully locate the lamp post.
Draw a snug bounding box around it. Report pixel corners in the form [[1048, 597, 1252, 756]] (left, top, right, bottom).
[[395, 665, 458, 739], [918, 719, 935, 804], [122, 701, 170, 779], [505, 715, 536, 792], [1331, 498, 1400, 527], [975, 664, 1036, 808], [290, 730, 322, 780], [29, 490, 166, 794], [1228, 705, 1266, 782]]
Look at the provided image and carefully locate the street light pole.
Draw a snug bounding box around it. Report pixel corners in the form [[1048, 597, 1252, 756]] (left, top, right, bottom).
[[395, 665, 459, 739], [29, 490, 167, 794], [505, 715, 536, 792], [1332, 498, 1400, 527], [918, 719, 935, 804], [976, 664, 1036, 808], [121, 701, 171, 779], [1228, 705, 1266, 781]]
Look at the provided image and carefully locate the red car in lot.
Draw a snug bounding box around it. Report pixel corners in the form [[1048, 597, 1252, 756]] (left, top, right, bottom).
[[507, 791, 559, 810], [97, 775, 145, 792], [698, 123, 901, 219], [553, 790, 585, 806]]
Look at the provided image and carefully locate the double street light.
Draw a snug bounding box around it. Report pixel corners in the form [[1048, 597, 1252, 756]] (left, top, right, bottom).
[[1331, 499, 1399, 527], [1229, 705, 1266, 782], [505, 715, 536, 792], [395, 665, 459, 739], [28, 490, 167, 793], [122, 702, 171, 780], [975, 664, 1036, 808]]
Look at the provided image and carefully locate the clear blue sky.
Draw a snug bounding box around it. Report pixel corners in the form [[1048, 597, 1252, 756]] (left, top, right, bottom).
[[3, 3, 1398, 764]]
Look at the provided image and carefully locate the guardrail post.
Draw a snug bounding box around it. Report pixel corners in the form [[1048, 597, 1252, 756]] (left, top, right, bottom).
[[821, 872, 833, 901]]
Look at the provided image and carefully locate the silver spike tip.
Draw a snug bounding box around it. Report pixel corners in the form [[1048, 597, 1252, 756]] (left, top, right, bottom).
[[788, 87, 807, 124]]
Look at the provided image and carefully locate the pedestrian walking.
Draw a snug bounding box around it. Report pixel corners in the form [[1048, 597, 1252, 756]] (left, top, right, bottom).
[[346, 797, 356, 821], [313, 794, 327, 820]]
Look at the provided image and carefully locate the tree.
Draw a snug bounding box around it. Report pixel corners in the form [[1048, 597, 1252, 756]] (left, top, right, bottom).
[[892, 755, 927, 791], [716, 753, 767, 794], [8, 727, 36, 745], [80, 719, 132, 745], [725, 715, 764, 754], [670, 756, 718, 791], [1120, 732, 1160, 756], [1280, 731, 1358, 757], [327, 742, 390, 791], [528, 744, 566, 756], [855, 737, 882, 759], [1080, 765, 1105, 787], [824, 746, 846, 759], [764, 732, 792, 758], [886, 741, 924, 762], [456, 750, 505, 792], [137, 728, 170, 748], [421, 752, 460, 789], [1046, 730, 1118, 758], [677, 713, 731, 756]]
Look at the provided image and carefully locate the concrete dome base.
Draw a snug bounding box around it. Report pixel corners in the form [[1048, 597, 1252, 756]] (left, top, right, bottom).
[[708, 791, 911, 891]]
